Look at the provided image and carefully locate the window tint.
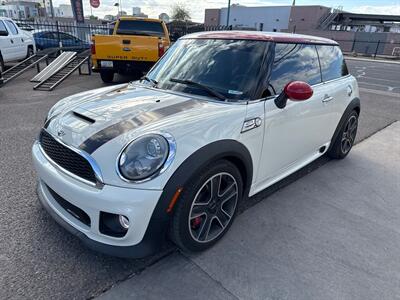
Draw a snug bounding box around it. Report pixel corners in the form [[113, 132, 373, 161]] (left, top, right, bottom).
[[148, 39, 269, 101], [59, 33, 75, 40], [5, 20, 18, 35], [116, 20, 165, 37], [317, 45, 349, 81], [268, 43, 321, 95], [0, 21, 8, 34], [41, 32, 57, 39]]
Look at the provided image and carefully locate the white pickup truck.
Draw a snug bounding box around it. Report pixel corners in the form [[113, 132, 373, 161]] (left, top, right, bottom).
[[0, 17, 36, 73]]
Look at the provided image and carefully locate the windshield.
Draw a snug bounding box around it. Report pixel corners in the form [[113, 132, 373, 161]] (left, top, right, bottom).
[[116, 20, 165, 37], [145, 39, 269, 101]]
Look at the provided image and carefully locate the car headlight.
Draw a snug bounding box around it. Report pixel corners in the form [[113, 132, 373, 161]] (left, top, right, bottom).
[[118, 133, 175, 182]]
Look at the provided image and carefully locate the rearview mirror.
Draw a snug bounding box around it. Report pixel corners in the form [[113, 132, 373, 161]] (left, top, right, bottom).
[[274, 81, 313, 109], [0, 30, 8, 36]]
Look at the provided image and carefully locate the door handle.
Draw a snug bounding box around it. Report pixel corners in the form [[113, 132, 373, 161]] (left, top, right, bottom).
[[10, 39, 14, 44], [322, 95, 333, 103]]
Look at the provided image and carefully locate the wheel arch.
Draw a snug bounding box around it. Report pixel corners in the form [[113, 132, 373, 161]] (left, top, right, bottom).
[[151, 139, 253, 220], [329, 97, 360, 149]]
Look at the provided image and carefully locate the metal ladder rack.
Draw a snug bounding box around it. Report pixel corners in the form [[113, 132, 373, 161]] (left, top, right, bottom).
[[33, 51, 91, 91], [2, 54, 50, 85]]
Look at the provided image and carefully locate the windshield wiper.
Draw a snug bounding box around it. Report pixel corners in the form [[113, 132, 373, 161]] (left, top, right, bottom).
[[169, 78, 226, 101], [141, 76, 158, 86]]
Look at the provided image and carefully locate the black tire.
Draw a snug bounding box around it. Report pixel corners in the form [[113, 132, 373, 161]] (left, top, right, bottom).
[[327, 110, 359, 159], [170, 160, 243, 253], [100, 70, 114, 83], [0, 54, 4, 74], [26, 46, 34, 58]]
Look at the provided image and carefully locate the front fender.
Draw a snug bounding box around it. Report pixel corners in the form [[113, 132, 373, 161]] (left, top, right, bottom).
[[151, 139, 253, 220]]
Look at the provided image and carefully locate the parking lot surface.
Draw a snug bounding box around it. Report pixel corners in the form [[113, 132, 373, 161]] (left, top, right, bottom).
[[0, 59, 399, 299], [99, 121, 400, 300]]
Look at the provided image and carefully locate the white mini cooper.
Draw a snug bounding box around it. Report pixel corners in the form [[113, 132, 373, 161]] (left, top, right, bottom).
[[33, 31, 360, 258]]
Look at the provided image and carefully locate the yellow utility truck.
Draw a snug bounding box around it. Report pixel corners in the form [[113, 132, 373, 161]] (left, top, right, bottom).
[[91, 17, 170, 83]]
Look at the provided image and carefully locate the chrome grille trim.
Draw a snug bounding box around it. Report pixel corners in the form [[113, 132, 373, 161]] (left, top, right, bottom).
[[38, 129, 104, 189]]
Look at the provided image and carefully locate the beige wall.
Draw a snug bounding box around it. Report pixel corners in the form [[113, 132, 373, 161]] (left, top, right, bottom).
[[295, 29, 356, 52], [288, 6, 331, 32], [204, 9, 220, 27]]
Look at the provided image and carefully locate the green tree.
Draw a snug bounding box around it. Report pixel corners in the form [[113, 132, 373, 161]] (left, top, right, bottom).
[[171, 4, 191, 22]]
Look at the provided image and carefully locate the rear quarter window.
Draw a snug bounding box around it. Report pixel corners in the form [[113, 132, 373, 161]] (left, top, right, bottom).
[[316, 45, 349, 81], [116, 20, 165, 37], [5, 20, 18, 35], [0, 21, 8, 34], [268, 43, 321, 95]]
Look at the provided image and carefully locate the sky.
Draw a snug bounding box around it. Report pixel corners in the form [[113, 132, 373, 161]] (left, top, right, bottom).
[[54, 0, 400, 22]]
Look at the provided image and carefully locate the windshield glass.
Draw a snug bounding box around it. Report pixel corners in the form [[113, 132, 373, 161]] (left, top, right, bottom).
[[145, 39, 269, 101], [116, 20, 165, 37]]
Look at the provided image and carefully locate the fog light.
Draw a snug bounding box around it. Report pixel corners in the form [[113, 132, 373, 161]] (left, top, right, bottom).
[[99, 212, 129, 237], [119, 215, 130, 229]]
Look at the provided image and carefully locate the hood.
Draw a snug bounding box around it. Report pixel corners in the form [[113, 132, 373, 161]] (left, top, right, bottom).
[[46, 84, 224, 153]]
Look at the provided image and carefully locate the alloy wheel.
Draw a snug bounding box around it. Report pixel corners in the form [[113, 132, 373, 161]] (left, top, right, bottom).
[[188, 172, 238, 243], [341, 115, 358, 154]]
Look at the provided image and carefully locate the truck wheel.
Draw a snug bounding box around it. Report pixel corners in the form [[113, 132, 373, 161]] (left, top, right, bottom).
[[0, 54, 4, 73], [100, 71, 114, 83], [26, 46, 34, 58]]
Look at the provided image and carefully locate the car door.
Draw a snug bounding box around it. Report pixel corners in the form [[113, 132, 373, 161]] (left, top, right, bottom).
[[38, 32, 58, 49], [316, 45, 355, 138], [4, 19, 25, 59], [255, 43, 331, 190], [0, 20, 14, 62]]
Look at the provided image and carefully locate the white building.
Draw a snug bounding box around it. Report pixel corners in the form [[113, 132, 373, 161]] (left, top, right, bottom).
[[54, 4, 73, 18], [0, 0, 42, 19], [131, 7, 148, 18], [132, 7, 141, 15], [219, 4, 291, 31]]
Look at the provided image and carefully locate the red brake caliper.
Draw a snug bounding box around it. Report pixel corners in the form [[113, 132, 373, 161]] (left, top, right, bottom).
[[191, 216, 202, 229]]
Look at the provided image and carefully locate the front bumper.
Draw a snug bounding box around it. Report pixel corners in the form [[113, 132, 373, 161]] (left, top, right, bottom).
[[32, 142, 167, 258]]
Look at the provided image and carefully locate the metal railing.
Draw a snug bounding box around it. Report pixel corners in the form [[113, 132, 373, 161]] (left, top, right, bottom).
[[333, 39, 400, 58], [14, 20, 112, 50]]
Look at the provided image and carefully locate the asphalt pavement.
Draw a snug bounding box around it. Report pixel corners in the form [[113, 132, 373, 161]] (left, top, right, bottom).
[[99, 121, 400, 300], [0, 58, 399, 299]]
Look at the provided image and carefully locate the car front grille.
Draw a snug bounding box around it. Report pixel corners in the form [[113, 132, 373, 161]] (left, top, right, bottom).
[[39, 129, 97, 184], [46, 184, 91, 227]]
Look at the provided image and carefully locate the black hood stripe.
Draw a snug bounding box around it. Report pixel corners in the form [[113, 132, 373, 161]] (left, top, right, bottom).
[[79, 100, 203, 154]]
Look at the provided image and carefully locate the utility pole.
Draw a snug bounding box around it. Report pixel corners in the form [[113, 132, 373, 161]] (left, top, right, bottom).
[[49, 0, 54, 18], [226, 0, 231, 26]]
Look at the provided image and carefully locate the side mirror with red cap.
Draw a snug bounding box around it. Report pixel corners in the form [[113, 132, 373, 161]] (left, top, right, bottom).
[[274, 81, 313, 109]]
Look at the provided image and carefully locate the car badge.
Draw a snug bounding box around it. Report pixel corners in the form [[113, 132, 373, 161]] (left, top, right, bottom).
[[57, 130, 66, 137]]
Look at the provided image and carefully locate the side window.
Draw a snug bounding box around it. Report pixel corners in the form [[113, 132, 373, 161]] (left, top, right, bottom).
[[41, 32, 56, 39], [59, 33, 74, 40], [0, 21, 8, 34], [268, 43, 321, 95], [4, 20, 18, 35], [316, 45, 349, 81]]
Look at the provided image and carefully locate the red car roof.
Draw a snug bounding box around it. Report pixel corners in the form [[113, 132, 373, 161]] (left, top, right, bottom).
[[182, 31, 338, 46]]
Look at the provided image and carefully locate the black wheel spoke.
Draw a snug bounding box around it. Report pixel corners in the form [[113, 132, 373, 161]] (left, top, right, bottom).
[[197, 215, 213, 241], [216, 209, 230, 227], [220, 185, 237, 204], [190, 204, 207, 219], [210, 175, 221, 199]]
